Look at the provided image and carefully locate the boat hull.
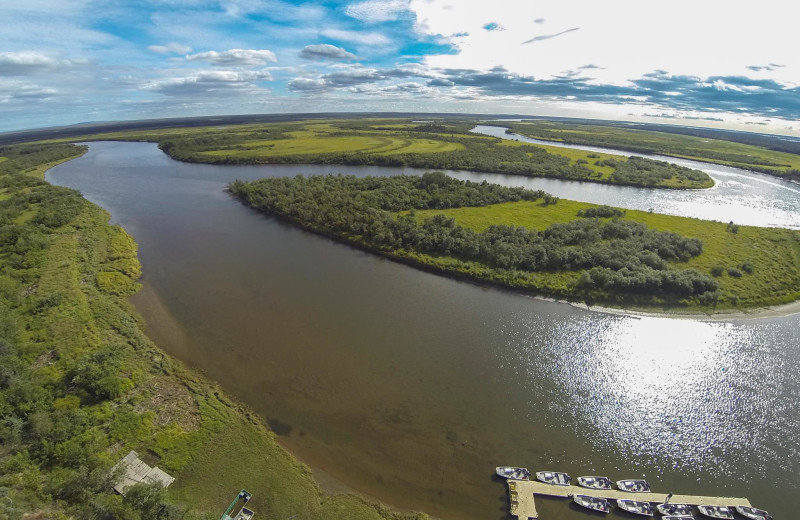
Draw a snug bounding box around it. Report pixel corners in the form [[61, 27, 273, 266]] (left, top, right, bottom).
[[697, 505, 733, 519], [616, 479, 651, 493], [735, 506, 772, 520], [573, 494, 610, 513], [577, 475, 612, 490], [536, 471, 572, 486], [657, 503, 693, 516], [495, 466, 530, 480], [617, 499, 654, 517]]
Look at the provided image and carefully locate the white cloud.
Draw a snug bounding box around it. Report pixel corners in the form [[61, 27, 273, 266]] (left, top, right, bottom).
[[300, 44, 358, 61], [408, 0, 800, 86], [185, 49, 277, 66], [344, 0, 409, 23], [0, 79, 58, 103], [142, 69, 273, 96], [321, 29, 391, 46], [148, 42, 193, 54], [0, 51, 58, 74]]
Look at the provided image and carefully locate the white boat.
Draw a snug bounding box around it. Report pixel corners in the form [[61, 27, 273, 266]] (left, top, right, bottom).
[[577, 475, 612, 490], [495, 466, 530, 480], [573, 494, 610, 513], [697, 505, 733, 519], [657, 503, 694, 516], [662, 516, 694, 520], [536, 471, 571, 486], [617, 499, 654, 516], [616, 479, 651, 492], [735, 506, 772, 520]]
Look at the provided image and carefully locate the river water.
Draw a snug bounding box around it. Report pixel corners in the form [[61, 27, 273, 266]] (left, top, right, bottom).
[[47, 140, 799, 519]]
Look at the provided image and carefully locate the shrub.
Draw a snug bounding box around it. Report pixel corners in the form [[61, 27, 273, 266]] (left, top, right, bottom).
[[710, 265, 724, 277], [727, 267, 743, 278]]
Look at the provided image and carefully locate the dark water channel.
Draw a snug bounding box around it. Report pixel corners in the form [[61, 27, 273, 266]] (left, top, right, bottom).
[[47, 141, 799, 519]]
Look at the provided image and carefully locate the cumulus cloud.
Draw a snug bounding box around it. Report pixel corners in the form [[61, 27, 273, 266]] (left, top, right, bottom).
[[287, 77, 329, 93], [142, 69, 273, 96], [148, 42, 193, 54], [0, 80, 58, 103], [344, 0, 409, 23], [185, 49, 277, 66], [320, 29, 391, 46], [0, 51, 58, 75], [299, 44, 358, 61]]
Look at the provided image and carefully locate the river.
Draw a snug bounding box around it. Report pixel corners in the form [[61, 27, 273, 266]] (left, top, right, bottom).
[[47, 138, 799, 519]]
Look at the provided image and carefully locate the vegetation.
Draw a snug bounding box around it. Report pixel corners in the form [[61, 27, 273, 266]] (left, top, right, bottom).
[[35, 118, 713, 189], [225, 172, 798, 309], [502, 120, 800, 181], [0, 143, 429, 520]]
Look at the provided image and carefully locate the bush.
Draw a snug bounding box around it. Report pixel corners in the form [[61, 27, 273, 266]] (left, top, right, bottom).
[[711, 265, 724, 277], [740, 262, 753, 274], [727, 267, 743, 278]]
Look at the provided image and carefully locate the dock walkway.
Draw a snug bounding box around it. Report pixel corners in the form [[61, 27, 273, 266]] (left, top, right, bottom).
[[507, 479, 752, 520]]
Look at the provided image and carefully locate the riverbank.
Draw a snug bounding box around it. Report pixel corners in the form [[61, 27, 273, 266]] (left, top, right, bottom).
[[229, 174, 800, 313], [0, 142, 429, 519]]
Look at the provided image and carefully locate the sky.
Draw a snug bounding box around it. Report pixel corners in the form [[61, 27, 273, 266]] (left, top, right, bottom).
[[1, 0, 799, 134]]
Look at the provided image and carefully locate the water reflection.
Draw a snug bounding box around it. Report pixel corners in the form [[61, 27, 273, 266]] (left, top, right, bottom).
[[472, 125, 800, 229]]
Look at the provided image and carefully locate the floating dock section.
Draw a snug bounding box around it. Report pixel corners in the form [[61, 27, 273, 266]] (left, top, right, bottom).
[[507, 479, 752, 520]]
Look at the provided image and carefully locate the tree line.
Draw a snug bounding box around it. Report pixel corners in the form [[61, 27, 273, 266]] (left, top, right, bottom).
[[157, 127, 712, 189], [230, 172, 718, 303]]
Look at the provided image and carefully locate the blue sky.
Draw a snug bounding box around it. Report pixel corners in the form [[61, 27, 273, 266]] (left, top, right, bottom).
[[1, 0, 799, 134]]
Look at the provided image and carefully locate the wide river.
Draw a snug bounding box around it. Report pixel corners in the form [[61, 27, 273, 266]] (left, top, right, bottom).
[[47, 134, 799, 519]]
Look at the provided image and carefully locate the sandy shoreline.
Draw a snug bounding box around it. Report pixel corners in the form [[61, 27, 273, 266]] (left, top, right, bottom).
[[564, 297, 800, 321]]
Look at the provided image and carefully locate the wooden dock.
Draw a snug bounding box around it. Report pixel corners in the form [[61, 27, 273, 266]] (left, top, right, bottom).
[[507, 479, 752, 520]]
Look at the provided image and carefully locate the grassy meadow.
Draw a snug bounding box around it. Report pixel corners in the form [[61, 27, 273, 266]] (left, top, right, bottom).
[[507, 120, 800, 178], [414, 200, 800, 309]]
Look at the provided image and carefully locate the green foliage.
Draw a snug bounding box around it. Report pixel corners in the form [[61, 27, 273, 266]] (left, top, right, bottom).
[[231, 173, 717, 303], [506, 120, 800, 179], [727, 267, 743, 278], [2, 140, 428, 520], [577, 205, 625, 218], [711, 265, 725, 277], [146, 120, 712, 189]]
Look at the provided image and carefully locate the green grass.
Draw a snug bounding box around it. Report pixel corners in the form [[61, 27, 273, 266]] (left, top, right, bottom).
[[200, 134, 464, 159], [509, 120, 800, 175], [414, 201, 800, 309]]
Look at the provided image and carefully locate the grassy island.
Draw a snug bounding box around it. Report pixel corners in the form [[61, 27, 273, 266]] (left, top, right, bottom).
[[40, 118, 714, 189], [230, 172, 800, 311], [0, 143, 429, 520], [502, 120, 800, 182]]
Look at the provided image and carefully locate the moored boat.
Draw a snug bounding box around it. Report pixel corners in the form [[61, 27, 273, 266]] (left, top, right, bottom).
[[735, 506, 772, 520], [573, 494, 610, 513], [536, 470, 572, 485], [495, 466, 531, 480], [617, 499, 654, 516], [616, 479, 651, 492], [662, 516, 694, 520], [697, 505, 733, 519], [577, 475, 612, 490], [657, 503, 693, 516]]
